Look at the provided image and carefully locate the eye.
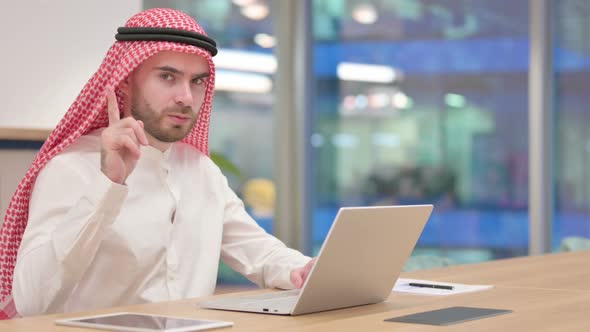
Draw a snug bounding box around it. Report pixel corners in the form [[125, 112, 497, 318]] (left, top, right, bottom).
[[192, 77, 206, 85], [160, 73, 174, 81]]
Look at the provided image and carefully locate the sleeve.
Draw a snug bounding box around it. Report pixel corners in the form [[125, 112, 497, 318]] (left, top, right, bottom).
[[11, 156, 128, 316], [219, 176, 311, 290]]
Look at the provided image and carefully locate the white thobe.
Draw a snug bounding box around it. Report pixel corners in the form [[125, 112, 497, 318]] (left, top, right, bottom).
[[12, 129, 310, 316]]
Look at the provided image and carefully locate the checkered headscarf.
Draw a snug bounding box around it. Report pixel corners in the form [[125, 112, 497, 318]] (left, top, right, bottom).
[[0, 8, 216, 319]]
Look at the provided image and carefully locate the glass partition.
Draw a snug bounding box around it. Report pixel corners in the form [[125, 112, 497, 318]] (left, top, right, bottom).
[[310, 0, 530, 265], [553, 0, 590, 251]]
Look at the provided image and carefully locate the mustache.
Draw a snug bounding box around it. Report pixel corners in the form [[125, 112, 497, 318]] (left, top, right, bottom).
[[163, 105, 194, 115]]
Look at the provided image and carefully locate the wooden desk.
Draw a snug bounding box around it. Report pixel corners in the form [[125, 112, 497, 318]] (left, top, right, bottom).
[[405, 250, 590, 291], [2, 251, 589, 331]]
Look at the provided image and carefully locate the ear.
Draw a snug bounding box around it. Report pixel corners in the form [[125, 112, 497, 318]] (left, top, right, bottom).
[[116, 75, 133, 118], [118, 75, 132, 96]]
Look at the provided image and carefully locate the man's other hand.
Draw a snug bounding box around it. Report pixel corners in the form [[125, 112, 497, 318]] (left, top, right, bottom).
[[290, 257, 317, 289]]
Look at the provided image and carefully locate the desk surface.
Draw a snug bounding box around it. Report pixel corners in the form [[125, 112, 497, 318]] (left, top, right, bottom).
[[406, 250, 590, 291], [2, 251, 589, 331]]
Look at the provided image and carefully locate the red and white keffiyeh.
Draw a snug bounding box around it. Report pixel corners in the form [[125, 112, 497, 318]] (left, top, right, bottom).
[[0, 8, 216, 319]]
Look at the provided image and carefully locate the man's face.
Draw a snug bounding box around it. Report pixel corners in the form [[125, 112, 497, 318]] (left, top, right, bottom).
[[126, 50, 210, 143]]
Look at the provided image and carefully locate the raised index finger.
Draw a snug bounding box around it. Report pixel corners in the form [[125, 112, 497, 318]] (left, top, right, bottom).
[[106, 88, 120, 125]]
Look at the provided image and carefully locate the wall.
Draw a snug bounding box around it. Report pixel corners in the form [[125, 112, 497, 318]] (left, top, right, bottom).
[[0, 0, 142, 224], [0, 0, 141, 129]]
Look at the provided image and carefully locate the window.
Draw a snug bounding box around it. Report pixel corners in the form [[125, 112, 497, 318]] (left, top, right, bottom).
[[310, 0, 530, 264], [553, 0, 590, 250]]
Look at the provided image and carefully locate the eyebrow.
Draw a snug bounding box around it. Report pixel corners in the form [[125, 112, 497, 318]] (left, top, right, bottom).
[[154, 66, 209, 79]]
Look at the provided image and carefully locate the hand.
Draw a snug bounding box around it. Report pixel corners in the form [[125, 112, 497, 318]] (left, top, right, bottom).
[[290, 257, 317, 289], [100, 88, 149, 184]]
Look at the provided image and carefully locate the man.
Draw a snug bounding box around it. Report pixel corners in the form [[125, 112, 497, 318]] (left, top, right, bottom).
[[0, 8, 314, 318]]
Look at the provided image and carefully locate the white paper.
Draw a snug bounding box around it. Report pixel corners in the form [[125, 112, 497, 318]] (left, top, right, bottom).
[[393, 278, 493, 296]]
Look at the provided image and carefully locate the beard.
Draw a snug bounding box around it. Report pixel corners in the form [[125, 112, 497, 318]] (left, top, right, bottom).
[[130, 94, 198, 143]]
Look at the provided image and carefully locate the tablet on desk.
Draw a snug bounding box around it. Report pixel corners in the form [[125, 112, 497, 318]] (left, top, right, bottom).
[[55, 312, 233, 332]]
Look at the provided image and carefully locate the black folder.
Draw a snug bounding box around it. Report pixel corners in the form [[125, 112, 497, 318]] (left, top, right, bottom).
[[385, 306, 512, 326]]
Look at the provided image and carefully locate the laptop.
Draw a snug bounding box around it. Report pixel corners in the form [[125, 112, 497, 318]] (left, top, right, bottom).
[[200, 204, 433, 316]]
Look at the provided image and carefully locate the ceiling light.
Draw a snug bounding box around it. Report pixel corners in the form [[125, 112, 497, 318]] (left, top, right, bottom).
[[337, 62, 397, 83], [352, 3, 378, 24], [241, 3, 269, 20], [254, 33, 276, 48], [214, 49, 276, 74], [215, 70, 272, 94]]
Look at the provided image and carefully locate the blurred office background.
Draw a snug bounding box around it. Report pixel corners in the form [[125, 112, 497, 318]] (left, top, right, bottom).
[[1, 0, 589, 286]]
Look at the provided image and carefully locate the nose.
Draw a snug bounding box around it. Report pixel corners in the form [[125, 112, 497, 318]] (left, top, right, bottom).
[[173, 82, 193, 106]]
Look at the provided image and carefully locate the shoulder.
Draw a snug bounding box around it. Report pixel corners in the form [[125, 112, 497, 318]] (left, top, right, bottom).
[[170, 142, 223, 176], [41, 129, 103, 177], [169, 142, 232, 195]]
